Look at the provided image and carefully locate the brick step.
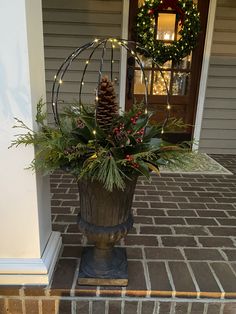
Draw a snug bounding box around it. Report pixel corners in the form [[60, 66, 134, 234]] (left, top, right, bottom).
[[1, 296, 236, 314]]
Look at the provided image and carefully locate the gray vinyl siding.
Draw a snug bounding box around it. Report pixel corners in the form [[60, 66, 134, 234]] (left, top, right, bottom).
[[199, 0, 236, 154], [42, 0, 123, 122]]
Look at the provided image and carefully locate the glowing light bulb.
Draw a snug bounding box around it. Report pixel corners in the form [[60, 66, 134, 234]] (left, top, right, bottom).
[[54, 75, 57, 80], [86, 60, 89, 64], [94, 38, 99, 43], [59, 79, 63, 84], [52, 102, 55, 107], [167, 105, 171, 110], [131, 50, 135, 55], [112, 44, 116, 48], [93, 130, 96, 135], [144, 108, 148, 114], [161, 129, 164, 134], [95, 96, 99, 101], [112, 60, 115, 63], [81, 82, 85, 85], [164, 33, 171, 40]]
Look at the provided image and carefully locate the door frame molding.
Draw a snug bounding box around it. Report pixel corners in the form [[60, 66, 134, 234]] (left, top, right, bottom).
[[192, 0, 217, 151], [119, 0, 130, 111]]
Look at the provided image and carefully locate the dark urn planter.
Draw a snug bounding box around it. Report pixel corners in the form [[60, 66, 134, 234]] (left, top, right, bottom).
[[77, 176, 138, 286]]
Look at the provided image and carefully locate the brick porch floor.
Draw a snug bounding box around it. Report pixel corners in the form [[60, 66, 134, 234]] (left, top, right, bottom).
[[1, 154, 236, 313]]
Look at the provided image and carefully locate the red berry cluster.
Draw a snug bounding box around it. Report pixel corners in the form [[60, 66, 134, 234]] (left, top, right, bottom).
[[125, 154, 139, 168], [130, 111, 143, 125], [113, 123, 125, 136]]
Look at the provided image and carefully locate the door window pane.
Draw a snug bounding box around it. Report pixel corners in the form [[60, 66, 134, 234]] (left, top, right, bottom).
[[134, 70, 151, 94], [153, 71, 171, 95], [172, 72, 190, 95]]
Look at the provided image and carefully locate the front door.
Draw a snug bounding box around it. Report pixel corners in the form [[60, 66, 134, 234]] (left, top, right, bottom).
[[126, 0, 210, 141]]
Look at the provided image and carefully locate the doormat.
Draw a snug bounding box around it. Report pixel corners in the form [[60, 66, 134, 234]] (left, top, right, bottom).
[[160, 153, 233, 175]]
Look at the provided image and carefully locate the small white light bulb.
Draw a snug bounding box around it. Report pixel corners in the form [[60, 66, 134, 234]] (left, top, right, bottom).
[[59, 79, 63, 84]]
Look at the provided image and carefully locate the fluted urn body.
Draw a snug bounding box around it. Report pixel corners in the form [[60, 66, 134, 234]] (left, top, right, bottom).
[[77, 177, 138, 286]]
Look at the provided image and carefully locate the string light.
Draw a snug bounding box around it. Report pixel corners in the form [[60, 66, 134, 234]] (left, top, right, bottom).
[[81, 82, 85, 85], [92, 130, 96, 135], [94, 38, 99, 43], [95, 96, 99, 101], [54, 75, 57, 80], [112, 44, 116, 49], [86, 60, 89, 64], [52, 102, 55, 107], [59, 79, 63, 84], [167, 104, 171, 110]]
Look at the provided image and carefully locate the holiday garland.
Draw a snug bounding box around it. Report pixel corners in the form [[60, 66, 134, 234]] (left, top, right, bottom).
[[136, 0, 201, 65]]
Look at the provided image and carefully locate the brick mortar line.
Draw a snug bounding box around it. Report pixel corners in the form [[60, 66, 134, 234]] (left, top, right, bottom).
[[164, 261, 176, 297], [207, 262, 225, 299], [71, 259, 81, 297], [105, 300, 109, 314], [185, 261, 201, 297], [141, 247, 151, 296], [203, 303, 208, 314]]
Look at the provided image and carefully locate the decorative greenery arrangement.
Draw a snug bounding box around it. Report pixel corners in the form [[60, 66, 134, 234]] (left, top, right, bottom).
[[136, 0, 200, 65], [11, 77, 188, 191]]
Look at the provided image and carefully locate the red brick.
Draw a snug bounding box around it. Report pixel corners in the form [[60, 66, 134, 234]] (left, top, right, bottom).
[[42, 300, 55, 314], [25, 300, 39, 314]]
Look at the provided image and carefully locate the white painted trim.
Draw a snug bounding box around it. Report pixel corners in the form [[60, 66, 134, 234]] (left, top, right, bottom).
[[192, 0, 217, 151], [119, 0, 130, 111], [0, 232, 61, 285]]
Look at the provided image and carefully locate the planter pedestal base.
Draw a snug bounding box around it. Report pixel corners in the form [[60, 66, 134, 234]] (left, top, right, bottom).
[[78, 247, 128, 286]]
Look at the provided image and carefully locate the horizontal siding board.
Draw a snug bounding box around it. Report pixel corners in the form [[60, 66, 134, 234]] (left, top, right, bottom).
[[205, 87, 236, 98], [216, 6, 236, 18], [44, 47, 121, 60], [200, 129, 236, 139], [207, 77, 236, 88], [211, 43, 236, 55], [202, 109, 236, 120], [205, 98, 236, 109], [46, 70, 120, 83], [216, 0, 236, 8], [42, 0, 122, 12], [208, 65, 236, 76], [210, 56, 236, 65], [43, 23, 121, 37], [44, 35, 107, 48], [46, 81, 120, 95], [213, 31, 236, 43], [199, 139, 236, 149], [46, 92, 97, 104], [214, 19, 236, 31], [45, 59, 120, 72], [201, 119, 236, 130], [43, 11, 122, 24]]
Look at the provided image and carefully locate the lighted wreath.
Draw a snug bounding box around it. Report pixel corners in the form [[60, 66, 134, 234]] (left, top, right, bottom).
[[136, 0, 200, 65]]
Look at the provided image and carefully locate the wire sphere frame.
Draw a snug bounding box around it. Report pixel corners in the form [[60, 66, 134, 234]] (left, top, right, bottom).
[[51, 37, 171, 132]]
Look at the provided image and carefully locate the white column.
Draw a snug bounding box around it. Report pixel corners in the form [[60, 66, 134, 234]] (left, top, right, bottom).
[[0, 0, 61, 284]]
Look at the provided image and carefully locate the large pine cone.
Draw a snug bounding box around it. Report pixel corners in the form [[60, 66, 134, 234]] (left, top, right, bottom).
[[96, 76, 118, 132]]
